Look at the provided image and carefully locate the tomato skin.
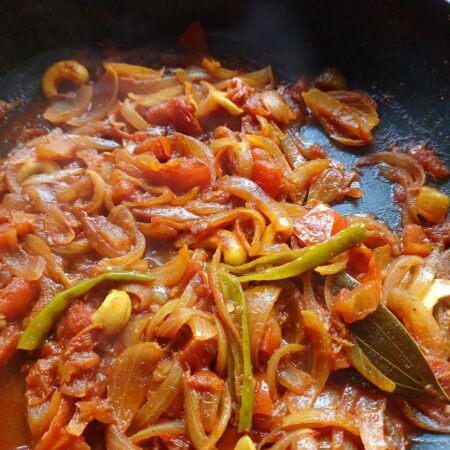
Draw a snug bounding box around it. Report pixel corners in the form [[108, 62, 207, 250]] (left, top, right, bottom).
[[253, 372, 274, 416], [187, 369, 224, 393], [135, 136, 172, 160], [259, 313, 282, 363], [251, 148, 283, 198], [294, 201, 349, 246], [0, 278, 37, 321], [348, 245, 379, 283], [0, 324, 21, 367], [179, 338, 217, 371], [402, 223, 433, 257], [167, 97, 202, 136], [139, 157, 211, 192]]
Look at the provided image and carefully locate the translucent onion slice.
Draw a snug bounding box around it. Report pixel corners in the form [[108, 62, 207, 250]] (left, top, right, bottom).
[[24, 234, 70, 287], [217, 176, 292, 235], [245, 285, 282, 368], [266, 344, 306, 400], [0, 246, 46, 281], [241, 66, 274, 88], [133, 358, 183, 429], [175, 132, 216, 182], [43, 85, 93, 125], [104, 62, 163, 80], [67, 68, 118, 126], [282, 408, 360, 436], [120, 100, 150, 130], [108, 342, 162, 431], [129, 85, 183, 106], [118, 75, 180, 96], [148, 245, 191, 287], [130, 421, 185, 445]]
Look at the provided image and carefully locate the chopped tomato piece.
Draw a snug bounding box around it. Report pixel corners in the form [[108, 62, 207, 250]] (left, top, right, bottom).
[[179, 338, 217, 371], [0, 324, 21, 367], [138, 157, 211, 192], [402, 223, 433, 257], [408, 144, 450, 180], [0, 278, 38, 321], [253, 372, 273, 416], [187, 369, 224, 394], [259, 312, 282, 363], [111, 178, 134, 204], [251, 148, 283, 198], [56, 302, 94, 341], [167, 97, 202, 135], [348, 245, 379, 283], [135, 136, 172, 160], [177, 22, 208, 53], [294, 201, 349, 246]]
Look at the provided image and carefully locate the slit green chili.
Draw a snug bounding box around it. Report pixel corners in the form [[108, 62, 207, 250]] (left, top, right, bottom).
[[222, 247, 308, 274], [18, 271, 154, 351], [218, 270, 254, 432], [238, 223, 368, 282]]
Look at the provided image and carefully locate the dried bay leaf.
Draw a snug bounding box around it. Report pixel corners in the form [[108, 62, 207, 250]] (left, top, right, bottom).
[[335, 272, 450, 402]]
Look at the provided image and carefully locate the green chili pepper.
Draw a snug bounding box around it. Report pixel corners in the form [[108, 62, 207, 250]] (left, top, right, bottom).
[[238, 223, 368, 282], [18, 271, 154, 351], [219, 270, 254, 432], [223, 247, 308, 274]]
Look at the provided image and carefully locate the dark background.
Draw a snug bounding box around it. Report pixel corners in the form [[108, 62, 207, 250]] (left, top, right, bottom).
[[0, 2, 449, 446]]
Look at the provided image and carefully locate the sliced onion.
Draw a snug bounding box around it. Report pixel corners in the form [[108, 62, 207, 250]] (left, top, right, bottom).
[[214, 316, 228, 377], [202, 57, 238, 79], [130, 421, 185, 445], [99, 206, 146, 269], [133, 358, 183, 429], [42, 204, 76, 246], [120, 100, 150, 130], [67, 68, 118, 126], [267, 344, 306, 400], [388, 287, 446, 359], [43, 85, 93, 124], [21, 168, 84, 187], [401, 401, 450, 433], [129, 85, 183, 106], [355, 396, 388, 449], [16, 161, 60, 185], [145, 282, 197, 340], [282, 408, 360, 436], [183, 375, 208, 449], [0, 246, 46, 281], [104, 62, 162, 80], [202, 388, 232, 450], [245, 285, 282, 368], [277, 364, 313, 396], [358, 151, 425, 192], [108, 342, 162, 431], [383, 255, 423, 302], [156, 308, 216, 341], [261, 91, 295, 124], [175, 132, 216, 182], [105, 425, 141, 450], [24, 234, 70, 287], [118, 75, 180, 96], [217, 176, 292, 235], [241, 65, 274, 88], [148, 245, 191, 287]]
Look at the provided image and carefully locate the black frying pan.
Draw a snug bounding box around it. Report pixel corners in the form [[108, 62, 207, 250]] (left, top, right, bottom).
[[0, 0, 449, 448]]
